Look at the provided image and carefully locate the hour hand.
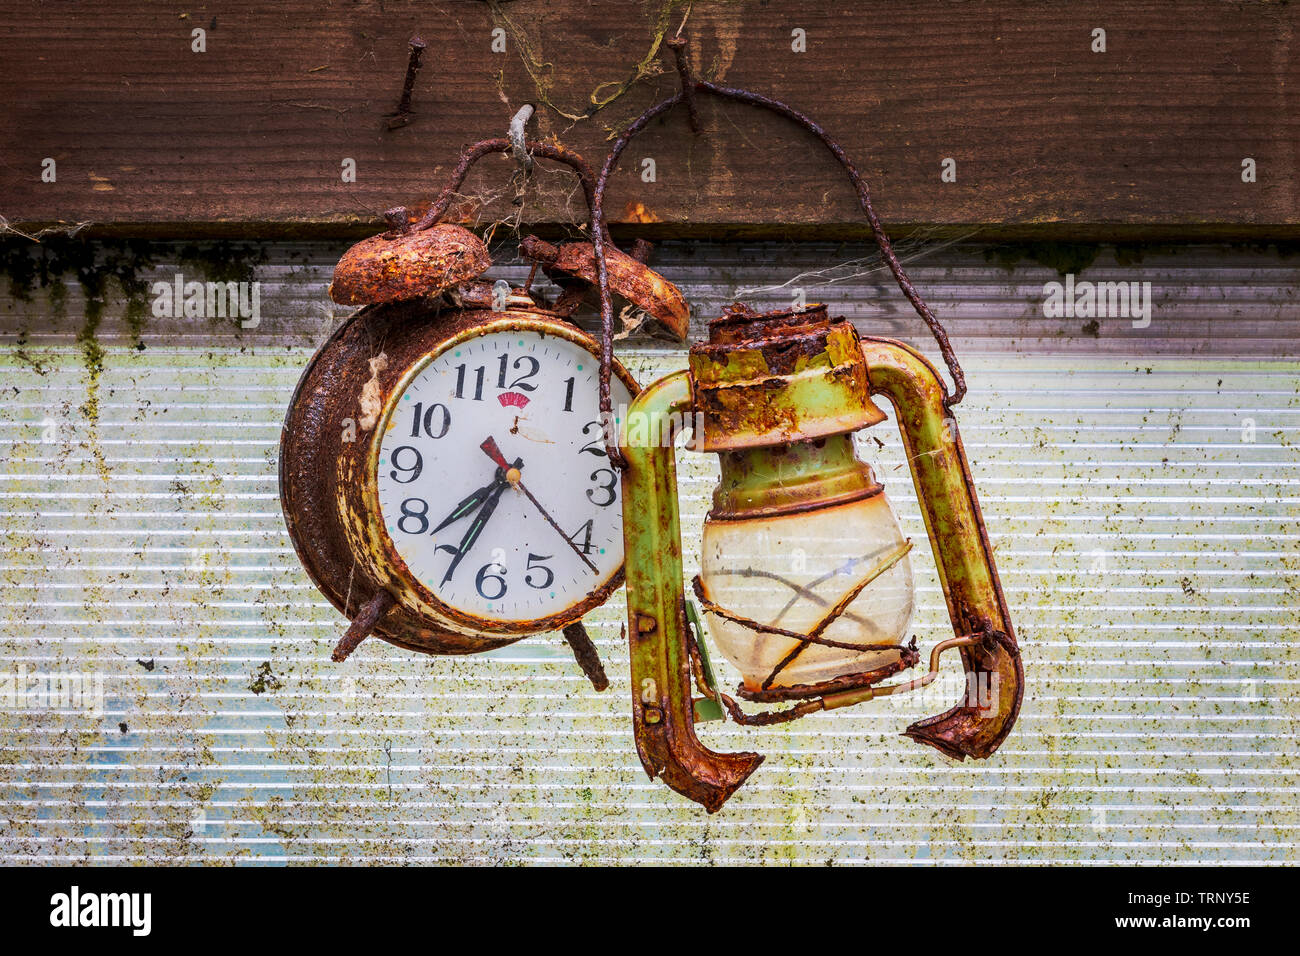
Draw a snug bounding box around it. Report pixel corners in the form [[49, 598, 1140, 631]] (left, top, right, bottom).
[[439, 480, 508, 585], [432, 480, 497, 534]]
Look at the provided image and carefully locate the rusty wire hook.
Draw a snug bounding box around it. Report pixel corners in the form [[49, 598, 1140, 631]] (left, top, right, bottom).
[[590, 34, 968, 467], [400, 137, 600, 235]]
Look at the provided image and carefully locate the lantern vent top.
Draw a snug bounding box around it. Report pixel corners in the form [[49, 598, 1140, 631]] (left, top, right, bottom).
[[687, 303, 886, 452]]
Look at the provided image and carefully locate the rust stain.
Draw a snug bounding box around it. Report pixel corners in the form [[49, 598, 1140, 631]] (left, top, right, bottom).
[[622, 201, 662, 223]]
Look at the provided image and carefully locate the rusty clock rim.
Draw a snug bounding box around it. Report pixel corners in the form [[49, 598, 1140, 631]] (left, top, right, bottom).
[[280, 307, 524, 656], [363, 310, 641, 637], [278, 305, 371, 618]]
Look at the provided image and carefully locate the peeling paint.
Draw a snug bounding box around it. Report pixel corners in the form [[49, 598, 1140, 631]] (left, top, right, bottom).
[[357, 353, 388, 431]]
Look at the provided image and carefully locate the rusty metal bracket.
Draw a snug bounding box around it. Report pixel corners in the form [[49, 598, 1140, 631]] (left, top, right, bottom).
[[561, 621, 609, 691], [331, 590, 396, 662]]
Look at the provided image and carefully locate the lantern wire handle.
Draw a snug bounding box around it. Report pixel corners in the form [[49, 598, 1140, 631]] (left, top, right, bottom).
[[591, 33, 968, 465]]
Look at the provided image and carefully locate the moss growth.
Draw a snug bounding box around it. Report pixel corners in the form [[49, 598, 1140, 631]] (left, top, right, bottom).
[[984, 242, 1102, 276], [11, 329, 47, 375], [176, 241, 268, 285], [75, 311, 104, 421], [248, 661, 283, 696], [0, 238, 160, 482], [1112, 244, 1146, 268], [0, 237, 156, 347], [174, 241, 269, 330], [487, 0, 693, 123]]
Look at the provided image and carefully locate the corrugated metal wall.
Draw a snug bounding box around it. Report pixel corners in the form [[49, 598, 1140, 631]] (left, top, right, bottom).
[[1, 241, 1297, 864]]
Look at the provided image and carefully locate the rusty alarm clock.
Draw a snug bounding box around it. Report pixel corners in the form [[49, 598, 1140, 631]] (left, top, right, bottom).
[[279, 143, 689, 680]]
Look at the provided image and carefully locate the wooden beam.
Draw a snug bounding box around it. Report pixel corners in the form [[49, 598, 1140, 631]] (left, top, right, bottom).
[[1, 1, 1296, 238]]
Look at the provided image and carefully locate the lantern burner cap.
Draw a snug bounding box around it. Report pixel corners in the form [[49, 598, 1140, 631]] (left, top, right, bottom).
[[688, 303, 886, 452], [707, 302, 831, 346]]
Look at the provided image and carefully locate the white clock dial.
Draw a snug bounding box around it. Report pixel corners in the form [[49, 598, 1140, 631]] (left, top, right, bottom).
[[375, 329, 634, 625]]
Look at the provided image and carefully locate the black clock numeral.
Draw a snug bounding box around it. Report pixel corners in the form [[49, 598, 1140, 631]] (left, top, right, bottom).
[[586, 468, 617, 507], [388, 445, 423, 484], [579, 420, 608, 456], [475, 562, 508, 601], [524, 553, 554, 589], [409, 402, 451, 439], [567, 519, 594, 555], [497, 353, 540, 392], [454, 364, 486, 401], [397, 497, 430, 534], [562, 376, 575, 412]]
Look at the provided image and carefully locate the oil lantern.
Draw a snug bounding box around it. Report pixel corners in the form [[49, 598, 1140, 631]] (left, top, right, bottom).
[[617, 304, 1023, 811], [584, 38, 1025, 811]]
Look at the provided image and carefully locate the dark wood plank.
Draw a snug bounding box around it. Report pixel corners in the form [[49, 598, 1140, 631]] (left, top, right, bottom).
[[1, 1, 1296, 237]]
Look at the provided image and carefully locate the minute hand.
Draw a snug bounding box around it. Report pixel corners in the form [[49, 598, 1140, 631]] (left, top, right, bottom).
[[515, 480, 599, 575], [432, 480, 496, 534], [480, 436, 598, 575]]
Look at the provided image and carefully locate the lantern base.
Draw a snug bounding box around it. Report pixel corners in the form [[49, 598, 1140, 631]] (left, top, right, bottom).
[[734, 645, 919, 702]]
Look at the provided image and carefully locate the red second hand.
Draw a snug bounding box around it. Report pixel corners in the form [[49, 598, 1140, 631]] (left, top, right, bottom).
[[480, 436, 509, 469]]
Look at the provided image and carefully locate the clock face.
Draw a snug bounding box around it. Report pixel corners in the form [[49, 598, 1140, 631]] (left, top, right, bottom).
[[374, 328, 635, 626]]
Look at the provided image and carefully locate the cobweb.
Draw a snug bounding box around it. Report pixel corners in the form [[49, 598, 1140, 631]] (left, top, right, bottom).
[[732, 225, 979, 301]]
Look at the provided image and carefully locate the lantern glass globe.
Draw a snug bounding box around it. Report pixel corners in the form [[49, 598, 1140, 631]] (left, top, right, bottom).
[[700, 489, 915, 691]]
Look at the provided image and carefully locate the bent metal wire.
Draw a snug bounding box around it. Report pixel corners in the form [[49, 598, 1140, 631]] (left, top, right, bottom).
[[591, 34, 969, 469], [397, 137, 598, 234]]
